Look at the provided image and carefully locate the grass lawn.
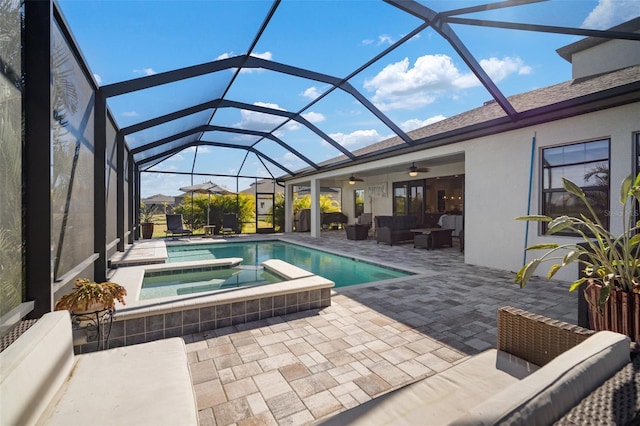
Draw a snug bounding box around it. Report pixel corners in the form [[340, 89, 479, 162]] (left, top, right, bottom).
[[147, 214, 263, 238]]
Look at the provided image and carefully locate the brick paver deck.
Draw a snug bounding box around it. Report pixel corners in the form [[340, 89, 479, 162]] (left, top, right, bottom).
[[182, 231, 577, 425]]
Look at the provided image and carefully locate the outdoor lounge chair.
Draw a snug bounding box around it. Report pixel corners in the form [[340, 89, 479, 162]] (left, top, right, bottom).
[[165, 214, 193, 239], [220, 213, 240, 235]]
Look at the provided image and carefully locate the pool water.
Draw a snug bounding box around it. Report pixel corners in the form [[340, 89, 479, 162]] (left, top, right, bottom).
[[167, 241, 412, 287], [140, 266, 283, 300]]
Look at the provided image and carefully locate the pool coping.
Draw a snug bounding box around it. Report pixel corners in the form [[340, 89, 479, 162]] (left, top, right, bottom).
[[75, 257, 335, 353]]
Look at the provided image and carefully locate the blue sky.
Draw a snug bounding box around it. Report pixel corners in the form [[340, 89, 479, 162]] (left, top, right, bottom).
[[57, 0, 640, 197]]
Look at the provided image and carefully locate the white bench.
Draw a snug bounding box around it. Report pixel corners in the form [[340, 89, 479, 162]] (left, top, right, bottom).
[[1, 310, 198, 426]]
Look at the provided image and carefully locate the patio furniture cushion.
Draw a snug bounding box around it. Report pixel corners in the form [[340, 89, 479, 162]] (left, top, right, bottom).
[[457, 330, 630, 425], [1, 310, 74, 426], [41, 338, 197, 426], [0, 311, 198, 426], [319, 349, 534, 425]]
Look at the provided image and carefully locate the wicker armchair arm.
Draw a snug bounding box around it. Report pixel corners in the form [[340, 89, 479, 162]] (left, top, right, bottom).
[[497, 306, 595, 367]]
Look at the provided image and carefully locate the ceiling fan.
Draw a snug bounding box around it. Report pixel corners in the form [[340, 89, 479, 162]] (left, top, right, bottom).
[[408, 162, 430, 177], [348, 175, 364, 185]]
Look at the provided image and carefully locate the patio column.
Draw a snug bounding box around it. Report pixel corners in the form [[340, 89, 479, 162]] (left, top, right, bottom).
[[24, 0, 53, 317], [116, 132, 125, 251], [310, 178, 321, 238], [284, 184, 294, 233], [94, 90, 107, 282], [128, 151, 135, 244], [134, 165, 141, 240]]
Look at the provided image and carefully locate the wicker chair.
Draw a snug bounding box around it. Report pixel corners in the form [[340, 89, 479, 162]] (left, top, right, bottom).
[[497, 306, 594, 366]]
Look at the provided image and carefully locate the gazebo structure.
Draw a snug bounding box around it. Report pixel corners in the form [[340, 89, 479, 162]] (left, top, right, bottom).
[[1, 0, 639, 327]]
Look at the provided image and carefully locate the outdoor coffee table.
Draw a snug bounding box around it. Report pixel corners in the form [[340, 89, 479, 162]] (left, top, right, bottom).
[[203, 225, 216, 238], [411, 228, 454, 249]]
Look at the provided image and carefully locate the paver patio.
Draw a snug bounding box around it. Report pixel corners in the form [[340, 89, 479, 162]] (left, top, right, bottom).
[[182, 231, 577, 425]]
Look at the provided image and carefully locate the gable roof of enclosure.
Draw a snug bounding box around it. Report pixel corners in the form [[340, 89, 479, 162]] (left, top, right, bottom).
[[87, 1, 640, 184]]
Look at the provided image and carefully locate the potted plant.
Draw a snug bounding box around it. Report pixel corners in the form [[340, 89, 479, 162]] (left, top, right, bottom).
[[54, 277, 127, 315], [140, 202, 157, 239], [514, 172, 640, 342]]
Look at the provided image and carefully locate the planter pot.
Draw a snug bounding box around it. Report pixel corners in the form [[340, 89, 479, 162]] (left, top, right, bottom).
[[584, 282, 640, 343], [141, 222, 154, 239], [71, 303, 109, 327]]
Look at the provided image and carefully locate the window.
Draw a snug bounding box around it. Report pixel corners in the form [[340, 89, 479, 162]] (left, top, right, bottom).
[[354, 189, 364, 218], [635, 133, 639, 228], [393, 175, 464, 223], [541, 139, 610, 233], [636, 133, 640, 176], [393, 183, 408, 215]]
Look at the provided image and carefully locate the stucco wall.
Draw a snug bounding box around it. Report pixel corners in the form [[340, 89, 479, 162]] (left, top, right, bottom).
[[571, 39, 640, 79], [300, 102, 638, 287], [465, 103, 639, 282]]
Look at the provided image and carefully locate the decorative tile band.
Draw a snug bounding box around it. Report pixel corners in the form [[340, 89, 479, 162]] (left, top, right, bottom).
[[144, 264, 231, 277], [74, 288, 331, 353]]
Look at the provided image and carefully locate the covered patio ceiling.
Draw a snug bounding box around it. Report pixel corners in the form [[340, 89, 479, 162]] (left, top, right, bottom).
[[58, 0, 640, 190]]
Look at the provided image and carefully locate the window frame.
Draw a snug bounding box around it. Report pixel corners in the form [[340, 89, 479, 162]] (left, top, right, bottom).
[[540, 138, 610, 236], [354, 189, 364, 218]]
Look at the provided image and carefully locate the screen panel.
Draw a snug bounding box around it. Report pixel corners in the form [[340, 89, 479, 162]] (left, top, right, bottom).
[[0, 0, 24, 316], [51, 21, 96, 280]]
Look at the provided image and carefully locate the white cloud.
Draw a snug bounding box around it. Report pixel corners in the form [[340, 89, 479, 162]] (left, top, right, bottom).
[[582, 0, 640, 29], [121, 111, 139, 117], [301, 111, 325, 123], [364, 54, 531, 111], [480, 57, 532, 81], [378, 34, 394, 45], [250, 51, 272, 61], [93, 74, 102, 85], [400, 115, 447, 132], [140, 170, 191, 198], [280, 152, 306, 170], [216, 52, 233, 60], [215, 51, 273, 73], [233, 102, 293, 132], [328, 129, 383, 150], [133, 67, 157, 76], [185, 146, 212, 153], [361, 39, 375, 46], [301, 86, 323, 99]]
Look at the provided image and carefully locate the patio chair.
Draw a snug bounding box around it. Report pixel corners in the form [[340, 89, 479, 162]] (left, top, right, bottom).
[[357, 213, 372, 226], [165, 214, 193, 239], [220, 213, 240, 235]]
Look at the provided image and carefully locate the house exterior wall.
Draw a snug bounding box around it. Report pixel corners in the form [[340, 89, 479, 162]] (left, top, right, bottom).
[[334, 101, 638, 285], [571, 38, 640, 79], [465, 103, 639, 282]]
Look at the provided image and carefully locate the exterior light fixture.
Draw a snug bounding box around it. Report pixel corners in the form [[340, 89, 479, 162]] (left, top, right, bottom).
[[408, 162, 428, 176]]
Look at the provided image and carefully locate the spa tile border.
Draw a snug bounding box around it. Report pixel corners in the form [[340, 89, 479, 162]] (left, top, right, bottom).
[[74, 277, 333, 353], [144, 263, 238, 278]]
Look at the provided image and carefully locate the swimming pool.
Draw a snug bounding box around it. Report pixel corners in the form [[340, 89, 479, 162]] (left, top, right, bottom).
[[140, 265, 284, 300], [167, 241, 412, 287]]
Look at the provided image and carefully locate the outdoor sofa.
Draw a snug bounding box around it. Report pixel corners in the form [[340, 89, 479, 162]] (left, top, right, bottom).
[[320, 306, 633, 425], [1, 310, 198, 425], [375, 215, 418, 245]]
